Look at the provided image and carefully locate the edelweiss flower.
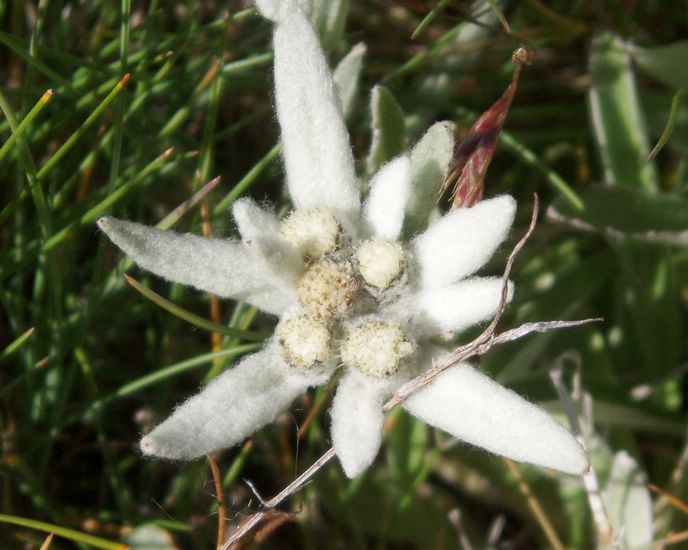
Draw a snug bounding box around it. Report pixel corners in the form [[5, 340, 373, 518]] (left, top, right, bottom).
[[97, 1, 588, 478]]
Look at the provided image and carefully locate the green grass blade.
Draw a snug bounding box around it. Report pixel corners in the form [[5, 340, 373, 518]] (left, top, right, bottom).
[[0, 32, 68, 86], [411, 0, 451, 39], [37, 74, 131, 179], [221, 52, 272, 76], [158, 176, 221, 230], [88, 344, 260, 414], [106, 0, 131, 198], [0, 90, 52, 237], [0, 89, 53, 162], [648, 88, 687, 160], [0, 514, 127, 550], [41, 148, 179, 253], [124, 274, 269, 341], [195, 58, 225, 188], [213, 143, 281, 215], [0, 327, 35, 363], [82, 149, 192, 220]]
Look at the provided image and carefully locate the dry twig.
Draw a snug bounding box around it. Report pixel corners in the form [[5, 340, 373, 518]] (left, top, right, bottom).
[[208, 454, 227, 550]]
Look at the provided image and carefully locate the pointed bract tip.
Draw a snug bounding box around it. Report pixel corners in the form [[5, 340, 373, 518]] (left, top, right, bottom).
[[140, 435, 158, 456], [255, 0, 307, 22], [490, 194, 517, 217], [556, 438, 590, 476]]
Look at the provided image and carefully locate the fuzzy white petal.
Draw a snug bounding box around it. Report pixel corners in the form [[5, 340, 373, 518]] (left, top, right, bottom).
[[273, 9, 360, 230], [140, 343, 332, 459], [403, 362, 589, 475], [412, 195, 516, 288], [232, 198, 281, 241], [244, 235, 303, 296], [255, 0, 311, 22], [363, 156, 411, 240], [331, 370, 389, 478], [397, 277, 513, 336], [97, 217, 294, 315], [404, 121, 455, 235]]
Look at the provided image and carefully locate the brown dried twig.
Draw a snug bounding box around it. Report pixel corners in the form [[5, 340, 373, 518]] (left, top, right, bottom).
[[208, 454, 227, 550], [222, 196, 601, 548]]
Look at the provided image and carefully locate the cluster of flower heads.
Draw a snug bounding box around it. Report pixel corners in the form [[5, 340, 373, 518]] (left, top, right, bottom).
[[97, 0, 588, 478]]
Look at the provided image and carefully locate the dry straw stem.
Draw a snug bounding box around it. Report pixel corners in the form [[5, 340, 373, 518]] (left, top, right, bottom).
[[447, 508, 475, 550], [504, 458, 565, 550], [207, 454, 227, 550], [222, 195, 602, 548], [39, 533, 54, 550]]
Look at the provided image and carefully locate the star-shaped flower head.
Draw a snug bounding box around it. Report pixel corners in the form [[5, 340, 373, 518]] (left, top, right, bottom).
[[97, 0, 588, 479]]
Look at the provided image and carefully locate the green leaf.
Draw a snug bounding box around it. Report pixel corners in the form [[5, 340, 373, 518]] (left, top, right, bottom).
[[613, 243, 682, 377], [333, 43, 366, 120], [494, 248, 614, 384], [311, 0, 350, 51], [367, 85, 406, 174], [544, 398, 684, 435], [588, 33, 658, 190], [550, 185, 688, 237], [628, 40, 688, 90], [603, 451, 653, 548], [386, 410, 429, 481], [550, 186, 684, 375], [317, 467, 460, 549]]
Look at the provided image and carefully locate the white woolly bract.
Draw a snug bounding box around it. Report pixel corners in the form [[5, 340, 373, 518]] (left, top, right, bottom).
[[96, 217, 291, 315], [404, 121, 455, 235], [330, 370, 387, 478], [363, 156, 411, 241], [232, 198, 281, 243], [403, 362, 589, 475], [412, 195, 516, 288], [402, 277, 514, 336], [254, 0, 312, 22], [273, 9, 360, 231], [140, 343, 332, 460]]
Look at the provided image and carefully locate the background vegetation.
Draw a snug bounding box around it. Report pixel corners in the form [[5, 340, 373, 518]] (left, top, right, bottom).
[[1, 1, 687, 548]]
